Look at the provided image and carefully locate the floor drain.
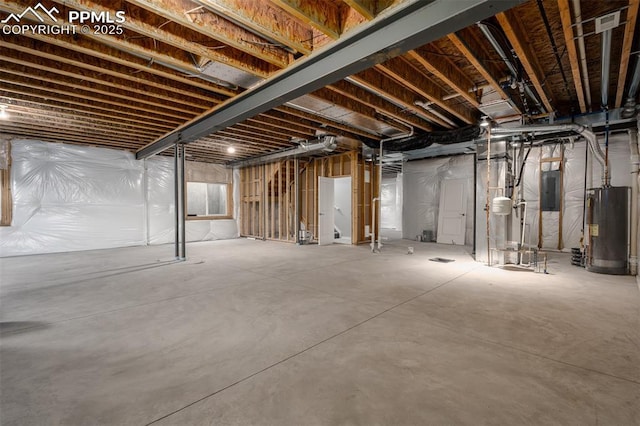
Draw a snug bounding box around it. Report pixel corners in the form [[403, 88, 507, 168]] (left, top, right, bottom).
[[429, 257, 455, 263]]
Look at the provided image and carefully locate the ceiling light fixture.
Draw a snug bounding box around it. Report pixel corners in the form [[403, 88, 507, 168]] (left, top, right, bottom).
[[226, 146, 236, 153], [0, 105, 8, 120], [480, 116, 491, 127]]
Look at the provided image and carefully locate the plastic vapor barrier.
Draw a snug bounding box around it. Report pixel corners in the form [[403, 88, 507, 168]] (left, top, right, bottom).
[[381, 174, 402, 230], [403, 155, 474, 244], [519, 134, 630, 250], [0, 139, 238, 257]]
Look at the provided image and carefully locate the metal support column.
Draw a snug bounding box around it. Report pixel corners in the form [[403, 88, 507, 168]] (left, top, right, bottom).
[[179, 143, 186, 260], [294, 158, 300, 244], [174, 143, 180, 259]]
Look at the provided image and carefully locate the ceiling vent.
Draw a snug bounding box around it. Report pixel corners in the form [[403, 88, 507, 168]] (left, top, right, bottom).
[[478, 99, 519, 119], [595, 11, 621, 34]]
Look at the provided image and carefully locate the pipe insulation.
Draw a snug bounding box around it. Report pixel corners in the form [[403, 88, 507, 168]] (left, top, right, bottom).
[[491, 124, 610, 185]]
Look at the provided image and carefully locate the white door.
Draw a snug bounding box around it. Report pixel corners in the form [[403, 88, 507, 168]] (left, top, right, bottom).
[[318, 177, 335, 246], [437, 179, 467, 245]]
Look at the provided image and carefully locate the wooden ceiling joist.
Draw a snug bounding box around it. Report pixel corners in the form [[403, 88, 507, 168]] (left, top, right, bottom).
[[1, 84, 185, 126], [7, 112, 156, 141], [262, 110, 364, 141], [17, 33, 237, 96], [350, 69, 454, 128], [557, 0, 586, 113], [615, 0, 639, 107], [274, 105, 381, 140], [408, 46, 480, 108], [0, 73, 196, 120], [324, 82, 433, 132], [375, 58, 475, 124], [271, 0, 342, 40], [0, 38, 232, 102], [0, 49, 217, 110], [125, 0, 290, 69], [447, 31, 520, 113], [495, 10, 554, 113], [195, 0, 313, 54], [233, 122, 309, 141], [0, 122, 146, 147], [0, 93, 176, 132], [0, 61, 207, 116], [9, 108, 160, 139]]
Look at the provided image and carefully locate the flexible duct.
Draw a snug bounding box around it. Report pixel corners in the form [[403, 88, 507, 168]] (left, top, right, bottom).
[[229, 135, 336, 167], [491, 124, 609, 186], [361, 125, 481, 151]]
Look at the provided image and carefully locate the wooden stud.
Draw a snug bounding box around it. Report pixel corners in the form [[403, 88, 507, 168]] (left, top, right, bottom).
[[615, 0, 640, 107], [557, 0, 587, 113]]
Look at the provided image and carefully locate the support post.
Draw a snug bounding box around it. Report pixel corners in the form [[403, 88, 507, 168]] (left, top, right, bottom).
[[180, 143, 186, 260], [174, 143, 180, 259]]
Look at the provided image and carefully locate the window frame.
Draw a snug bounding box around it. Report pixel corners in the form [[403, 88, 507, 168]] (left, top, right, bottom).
[[185, 180, 233, 221]]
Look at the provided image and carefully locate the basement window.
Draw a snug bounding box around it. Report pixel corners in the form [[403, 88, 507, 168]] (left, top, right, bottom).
[[187, 182, 230, 219]]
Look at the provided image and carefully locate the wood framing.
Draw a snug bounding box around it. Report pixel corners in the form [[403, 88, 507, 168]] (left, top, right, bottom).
[[557, 0, 586, 113], [495, 10, 554, 113], [239, 151, 377, 244], [615, 0, 640, 107], [0, 140, 11, 226]]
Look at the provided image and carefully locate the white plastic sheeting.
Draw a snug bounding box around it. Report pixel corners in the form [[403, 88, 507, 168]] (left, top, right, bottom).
[[474, 133, 632, 255], [380, 174, 402, 230], [519, 134, 630, 251], [0, 139, 238, 257], [403, 155, 474, 244]]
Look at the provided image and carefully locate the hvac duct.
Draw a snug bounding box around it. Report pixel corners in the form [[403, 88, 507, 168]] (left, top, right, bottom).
[[621, 55, 640, 118], [491, 124, 610, 186], [228, 135, 336, 167], [600, 29, 612, 109]]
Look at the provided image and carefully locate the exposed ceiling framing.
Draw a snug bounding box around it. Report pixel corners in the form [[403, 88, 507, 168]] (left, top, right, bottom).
[[1, 0, 638, 164]]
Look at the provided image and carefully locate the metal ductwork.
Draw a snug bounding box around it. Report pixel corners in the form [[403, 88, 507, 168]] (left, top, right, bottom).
[[228, 135, 336, 167], [600, 29, 612, 109], [491, 124, 610, 185], [477, 22, 544, 113], [622, 55, 640, 118]]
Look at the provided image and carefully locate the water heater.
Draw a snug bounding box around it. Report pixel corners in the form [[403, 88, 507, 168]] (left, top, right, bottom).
[[586, 186, 629, 275]]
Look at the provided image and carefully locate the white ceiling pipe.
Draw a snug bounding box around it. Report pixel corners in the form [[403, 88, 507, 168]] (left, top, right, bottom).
[[491, 123, 609, 185]]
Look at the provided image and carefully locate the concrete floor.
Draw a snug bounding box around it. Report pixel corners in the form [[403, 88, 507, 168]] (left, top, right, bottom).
[[1, 239, 639, 425]]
